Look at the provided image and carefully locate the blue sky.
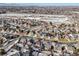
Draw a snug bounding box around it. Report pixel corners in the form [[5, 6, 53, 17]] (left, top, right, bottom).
[[0, 3, 79, 6], [24, 3, 79, 6]]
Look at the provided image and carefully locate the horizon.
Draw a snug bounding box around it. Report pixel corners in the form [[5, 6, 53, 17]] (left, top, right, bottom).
[[0, 3, 79, 6]]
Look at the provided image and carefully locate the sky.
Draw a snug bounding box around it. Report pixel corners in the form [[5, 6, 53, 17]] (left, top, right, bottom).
[[0, 0, 79, 3], [1, 3, 79, 6], [0, 0, 79, 6]]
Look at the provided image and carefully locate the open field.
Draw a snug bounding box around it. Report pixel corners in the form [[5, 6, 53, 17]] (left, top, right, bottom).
[[0, 5, 79, 56]]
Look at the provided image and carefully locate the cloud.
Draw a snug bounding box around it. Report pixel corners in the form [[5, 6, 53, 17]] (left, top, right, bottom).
[[0, 0, 79, 3]]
